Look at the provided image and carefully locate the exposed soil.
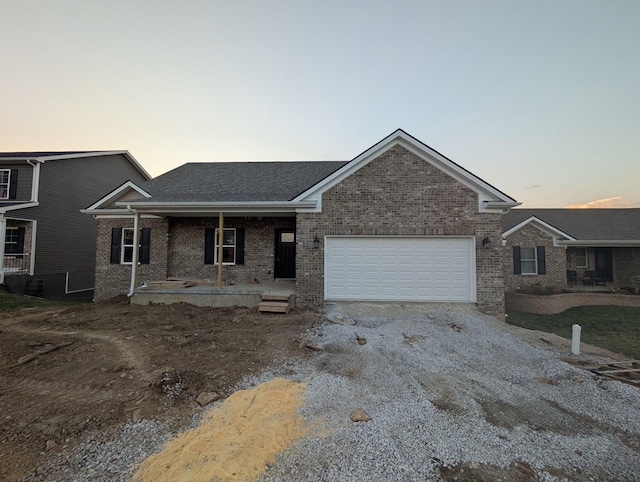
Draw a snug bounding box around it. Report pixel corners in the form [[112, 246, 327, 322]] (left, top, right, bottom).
[[0, 297, 316, 482]]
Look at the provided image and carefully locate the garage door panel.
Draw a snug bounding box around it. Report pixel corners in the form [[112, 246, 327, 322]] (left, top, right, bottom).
[[325, 237, 475, 302]]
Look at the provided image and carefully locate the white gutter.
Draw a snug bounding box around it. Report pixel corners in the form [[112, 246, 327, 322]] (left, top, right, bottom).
[[555, 240, 640, 247], [112, 200, 317, 215]]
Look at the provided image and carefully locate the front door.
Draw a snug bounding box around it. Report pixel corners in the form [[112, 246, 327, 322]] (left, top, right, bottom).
[[275, 229, 296, 279], [594, 247, 613, 282]]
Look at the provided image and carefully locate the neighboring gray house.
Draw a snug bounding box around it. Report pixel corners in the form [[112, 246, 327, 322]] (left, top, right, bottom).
[[502, 208, 640, 292], [84, 130, 519, 318], [0, 152, 150, 298]]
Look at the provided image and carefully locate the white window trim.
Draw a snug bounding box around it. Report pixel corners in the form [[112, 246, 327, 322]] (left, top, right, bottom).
[[0, 169, 10, 200], [520, 246, 538, 275], [4, 227, 18, 254], [121, 227, 136, 265], [214, 228, 236, 265], [575, 247, 588, 268]]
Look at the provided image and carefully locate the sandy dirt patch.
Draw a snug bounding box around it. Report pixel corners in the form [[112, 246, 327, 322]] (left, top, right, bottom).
[[133, 378, 307, 482]]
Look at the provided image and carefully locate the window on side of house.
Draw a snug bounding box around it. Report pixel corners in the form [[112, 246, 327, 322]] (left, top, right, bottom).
[[4, 227, 19, 254], [513, 246, 546, 275], [575, 248, 587, 268], [0, 170, 10, 199], [520, 247, 537, 274]]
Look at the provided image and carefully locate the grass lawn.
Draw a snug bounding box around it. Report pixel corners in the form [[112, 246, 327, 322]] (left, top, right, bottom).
[[0, 291, 86, 311], [507, 305, 640, 360]]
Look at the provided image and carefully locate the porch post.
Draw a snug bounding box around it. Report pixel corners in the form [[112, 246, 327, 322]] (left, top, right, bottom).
[[128, 210, 141, 296], [0, 217, 6, 285], [217, 212, 224, 287]]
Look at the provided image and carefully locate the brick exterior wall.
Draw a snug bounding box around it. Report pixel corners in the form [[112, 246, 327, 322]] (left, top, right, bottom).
[[166, 217, 295, 283], [94, 217, 169, 300], [613, 248, 640, 288], [296, 144, 506, 317], [503, 224, 566, 292]]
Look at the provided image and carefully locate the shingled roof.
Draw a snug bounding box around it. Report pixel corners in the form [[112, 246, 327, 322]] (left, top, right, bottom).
[[135, 161, 349, 203], [502, 208, 640, 240]]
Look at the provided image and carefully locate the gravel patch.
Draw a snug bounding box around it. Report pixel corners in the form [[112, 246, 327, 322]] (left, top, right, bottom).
[[255, 303, 640, 481], [22, 303, 640, 481]]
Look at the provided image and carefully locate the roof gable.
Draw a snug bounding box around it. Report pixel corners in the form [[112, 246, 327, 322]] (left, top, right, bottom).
[[84, 181, 152, 210], [293, 129, 519, 212]]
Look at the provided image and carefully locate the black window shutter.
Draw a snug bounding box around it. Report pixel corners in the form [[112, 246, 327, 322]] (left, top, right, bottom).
[[537, 246, 546, 274], [204, 228, 215, 264], [236, 228, 245, 265], [16, 227, 25, 254], [9, 169, 18, 199], [512, 246, 521, 275], [110, 228, 122, 264], [139, 228, 151, 264]]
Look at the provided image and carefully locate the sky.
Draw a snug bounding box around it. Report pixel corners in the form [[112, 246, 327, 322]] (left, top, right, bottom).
[[1, 0, 639, 208]]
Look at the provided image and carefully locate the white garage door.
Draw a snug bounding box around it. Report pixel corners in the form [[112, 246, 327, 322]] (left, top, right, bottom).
[[325, 236, 476, 302]]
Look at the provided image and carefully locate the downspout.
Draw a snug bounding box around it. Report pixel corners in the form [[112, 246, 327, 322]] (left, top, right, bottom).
[[217, 212, 224, 287], [127, 206, 140, 297], [26, 159, 42, 202]]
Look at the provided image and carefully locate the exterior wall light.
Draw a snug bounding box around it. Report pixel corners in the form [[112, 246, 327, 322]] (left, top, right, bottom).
[[482, 237, 492, 249], [313, 235, 320, 249]]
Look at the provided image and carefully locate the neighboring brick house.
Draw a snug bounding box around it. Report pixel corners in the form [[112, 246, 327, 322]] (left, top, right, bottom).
[[502, 209, 640, 292], [84, 130, 519, 317], [0, 152, 150, 298]]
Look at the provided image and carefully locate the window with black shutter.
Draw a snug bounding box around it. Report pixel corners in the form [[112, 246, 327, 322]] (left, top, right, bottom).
[[513, 245, 546, 275], [204, 227, 244, 265]]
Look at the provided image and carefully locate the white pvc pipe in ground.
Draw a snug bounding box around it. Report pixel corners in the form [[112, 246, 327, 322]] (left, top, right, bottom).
[[571, 324, 582, 355]]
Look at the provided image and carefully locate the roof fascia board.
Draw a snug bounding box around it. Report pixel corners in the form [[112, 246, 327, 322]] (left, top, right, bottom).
[[556, 240, 640, 247], [85, 181, 152, 210], [37, 151, 152, 181], [292, 130, 517, 211], [502, 216, 575, 240], [101, 200, 316, 215]]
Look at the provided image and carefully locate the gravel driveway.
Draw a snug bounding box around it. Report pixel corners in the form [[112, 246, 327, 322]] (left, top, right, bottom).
[[256, 303, 640, 481], [29, 303, 640, 481]]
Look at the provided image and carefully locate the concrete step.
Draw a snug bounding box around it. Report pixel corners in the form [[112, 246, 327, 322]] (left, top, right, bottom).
[[258, 301, 290, 314]]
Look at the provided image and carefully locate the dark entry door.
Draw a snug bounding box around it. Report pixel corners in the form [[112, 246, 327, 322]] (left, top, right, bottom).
[[594, 247, 613, 282], [275, 229, 296, 278]]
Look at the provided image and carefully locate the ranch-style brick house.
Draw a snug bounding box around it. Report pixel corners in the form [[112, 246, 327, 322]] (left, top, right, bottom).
[[502, 208, 640, 293], [84, 130, 520, 317]]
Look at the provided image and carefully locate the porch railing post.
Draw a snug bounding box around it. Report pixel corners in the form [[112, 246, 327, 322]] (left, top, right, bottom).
[[0, 217, 6, 285]]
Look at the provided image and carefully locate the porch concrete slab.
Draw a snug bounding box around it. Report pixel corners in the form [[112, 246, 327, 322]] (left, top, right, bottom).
[[131, 281, 296, 308]]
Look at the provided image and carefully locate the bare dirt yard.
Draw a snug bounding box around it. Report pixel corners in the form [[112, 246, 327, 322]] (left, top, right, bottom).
[[0, 298, 316, 481]]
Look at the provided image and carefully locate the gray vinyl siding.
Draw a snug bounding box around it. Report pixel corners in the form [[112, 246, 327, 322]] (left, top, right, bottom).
[[0, 164, 33, 201], [17, 154, 148, 292]]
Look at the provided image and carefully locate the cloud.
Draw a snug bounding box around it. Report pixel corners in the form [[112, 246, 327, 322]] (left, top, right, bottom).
[[565, 196, 640, 208], [522, 184, 542, 190]]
